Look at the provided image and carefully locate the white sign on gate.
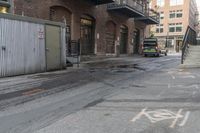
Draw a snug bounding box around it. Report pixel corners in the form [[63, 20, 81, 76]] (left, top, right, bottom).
[[38, 28, 45, 39]]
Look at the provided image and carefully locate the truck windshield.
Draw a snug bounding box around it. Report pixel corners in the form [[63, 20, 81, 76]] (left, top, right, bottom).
[[143, 41, 157, 47]]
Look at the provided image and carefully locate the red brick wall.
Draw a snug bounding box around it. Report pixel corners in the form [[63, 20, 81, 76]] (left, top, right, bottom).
[[13, 0, 147, 55]]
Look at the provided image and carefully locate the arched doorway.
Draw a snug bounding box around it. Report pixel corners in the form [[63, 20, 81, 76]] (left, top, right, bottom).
[[105, 21, 116, 54], [80, 14, 95, 55], [50, 6, 72, 24], [120, 25, 128, 54], [133, 29, 140, 54], [49, 6, 72, 56]]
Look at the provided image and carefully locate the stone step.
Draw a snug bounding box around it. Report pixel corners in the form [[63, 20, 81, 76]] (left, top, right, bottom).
[[186, 56, 200, 59], [181, 45, 200, 67], [181, 64, 200, 68]]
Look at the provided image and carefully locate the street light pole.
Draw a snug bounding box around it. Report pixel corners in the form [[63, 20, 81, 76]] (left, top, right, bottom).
[[165, 32, 169, 48]]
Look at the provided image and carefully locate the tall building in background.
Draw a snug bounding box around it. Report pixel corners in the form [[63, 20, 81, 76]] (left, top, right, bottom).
[[151, 0, 199, 52]]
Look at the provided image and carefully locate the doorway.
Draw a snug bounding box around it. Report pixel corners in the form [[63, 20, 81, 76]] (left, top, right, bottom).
[[106, 21, 116, 54], [50, 6, 71, 56], [45, 25, 61, 71], [120, 25, 128, 54], [80, 15, 95, 55]]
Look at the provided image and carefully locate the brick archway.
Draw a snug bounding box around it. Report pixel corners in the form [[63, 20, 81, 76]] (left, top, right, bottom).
[[50, 6, 72, 25], [80, 14, 96, 55], [105, 20, 116, 54], [120, 25, 128, 54]]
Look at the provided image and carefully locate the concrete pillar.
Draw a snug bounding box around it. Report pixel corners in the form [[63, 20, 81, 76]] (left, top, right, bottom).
[[71, 13, 80, 40]]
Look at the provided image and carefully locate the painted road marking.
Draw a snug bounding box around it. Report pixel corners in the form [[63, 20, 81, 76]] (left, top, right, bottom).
[[168, 84, 199, 89], [179, 111, 191, 127], [131, 108, 190, 128], [169, 74, 176, 79], [170, 109, 183, 128], [181, 75, 196, 79]]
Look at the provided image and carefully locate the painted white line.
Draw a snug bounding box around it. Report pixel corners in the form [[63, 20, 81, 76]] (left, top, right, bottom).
[[170, 109, 183, 128], [131, 108, 190, 128], [131, 108, 147, 122], [168, 84, 171, 89], [193, 91, 197, 96], [169, 73, 176, 79], [169, 84, 199, 89], [181, 75, 196, 79], [179, 111, 190, 127]]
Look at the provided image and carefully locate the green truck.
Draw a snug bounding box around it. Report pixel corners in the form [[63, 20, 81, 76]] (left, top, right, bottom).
[[142, 38, 167, 57]]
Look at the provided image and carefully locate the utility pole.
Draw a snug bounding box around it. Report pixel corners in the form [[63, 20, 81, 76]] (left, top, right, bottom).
[[165, 32, 169, 48]]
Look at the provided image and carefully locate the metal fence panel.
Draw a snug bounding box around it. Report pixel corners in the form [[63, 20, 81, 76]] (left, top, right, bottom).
[[0, 18, 46, 77]]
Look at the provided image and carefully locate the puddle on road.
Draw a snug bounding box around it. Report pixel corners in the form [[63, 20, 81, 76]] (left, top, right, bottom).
[[22, 88, 45, 96], [89, 64, 146, 73]]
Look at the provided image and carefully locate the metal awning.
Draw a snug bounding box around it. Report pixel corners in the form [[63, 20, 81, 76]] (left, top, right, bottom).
[[107, 3, 145, 18], [135, 16, 159, 24], [0, 0, 10, 7], [87, 0, 114, 5]]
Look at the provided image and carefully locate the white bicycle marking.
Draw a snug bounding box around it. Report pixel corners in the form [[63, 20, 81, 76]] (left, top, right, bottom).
[[131, 108, 190, 128]]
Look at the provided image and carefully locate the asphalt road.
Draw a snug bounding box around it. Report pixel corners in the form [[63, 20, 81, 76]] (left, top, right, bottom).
[[0, 54, 200, 133]]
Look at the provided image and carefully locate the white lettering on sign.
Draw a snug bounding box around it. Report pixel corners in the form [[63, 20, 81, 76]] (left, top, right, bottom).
[[38, 29, 45, 39], [131, 108, 190, 128]]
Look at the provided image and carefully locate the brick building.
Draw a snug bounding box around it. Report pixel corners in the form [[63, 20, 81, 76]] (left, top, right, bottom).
[[151, 0, 199, 52], [1, 0, 159, 56]]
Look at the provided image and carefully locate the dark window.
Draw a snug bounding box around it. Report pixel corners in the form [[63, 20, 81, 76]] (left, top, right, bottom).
[[156, 28, 160, 33], [169, 27, 175, 32], [176, 13, 182, 18], [160, 28, 164, 33], [176, 27, 182, 32], [170, 13, 175, 18]]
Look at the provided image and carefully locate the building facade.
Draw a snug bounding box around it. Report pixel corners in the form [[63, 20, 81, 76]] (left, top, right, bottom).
[[151, 0, 199, 52], [1, 0, 159, 57]]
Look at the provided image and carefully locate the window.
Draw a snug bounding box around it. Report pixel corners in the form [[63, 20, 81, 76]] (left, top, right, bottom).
[[0, 6, 8, 13], [169, 11, 176, 18], [169, 23, 175, 32], [170, 0, 183, 6], [169, 10, 183, 18], [176, 23, 183, 32], [0, 0, 10, 13], [176, 10, 183, 18], [160, 12, 164, 19], [156, 24, 164, 33], [169, 23, 183, 32], [157, 0, 165, 7], [160, 28, 164, 33], [156, 28, 160, 33]]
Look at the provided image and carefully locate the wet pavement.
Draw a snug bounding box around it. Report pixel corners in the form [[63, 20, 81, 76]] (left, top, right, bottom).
[[1, 54, 199, 133]]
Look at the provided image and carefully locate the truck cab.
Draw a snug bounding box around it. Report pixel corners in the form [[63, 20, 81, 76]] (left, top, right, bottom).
[[142, 38, 160, 57]]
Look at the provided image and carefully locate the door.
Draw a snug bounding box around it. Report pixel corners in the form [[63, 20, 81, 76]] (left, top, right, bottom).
[[106, 21, 116, 54], [45, 25, 61, 71], [120, 26, 128, 54], [80, 18, 95, 55]]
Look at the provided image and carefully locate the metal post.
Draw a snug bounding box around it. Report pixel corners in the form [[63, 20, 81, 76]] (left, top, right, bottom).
[[165, 32, 169, 48], [77, 39, 80, 68]]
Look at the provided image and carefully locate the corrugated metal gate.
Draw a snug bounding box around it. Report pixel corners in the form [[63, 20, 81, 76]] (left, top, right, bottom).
[[0, 13, 66, 77]]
